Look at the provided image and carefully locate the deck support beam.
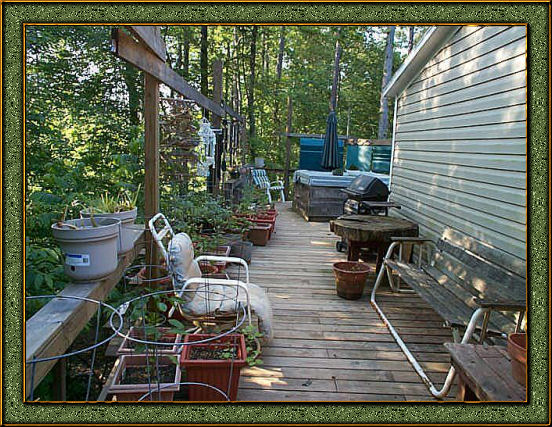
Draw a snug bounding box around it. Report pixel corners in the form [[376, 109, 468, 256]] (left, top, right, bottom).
[[144, 73, 160, 267]]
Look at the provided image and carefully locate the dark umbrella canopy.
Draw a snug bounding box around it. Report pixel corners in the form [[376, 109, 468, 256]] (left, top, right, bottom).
[[321, 111, 341, 170]]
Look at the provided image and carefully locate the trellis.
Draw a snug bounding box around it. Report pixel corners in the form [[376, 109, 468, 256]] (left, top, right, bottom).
[[159, 98, 200, 193]]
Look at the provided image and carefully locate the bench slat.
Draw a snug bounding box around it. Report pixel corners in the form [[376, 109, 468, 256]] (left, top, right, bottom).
[[423, 265, 517, 334], [386, 259, 473, 327], [436, 239, 525, 302]]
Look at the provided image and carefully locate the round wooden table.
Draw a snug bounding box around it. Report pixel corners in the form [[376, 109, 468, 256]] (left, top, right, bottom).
[[330, 215, 419, 272]]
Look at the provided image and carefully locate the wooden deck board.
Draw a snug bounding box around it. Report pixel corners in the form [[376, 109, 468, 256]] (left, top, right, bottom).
[[237, 202, 454, 401]]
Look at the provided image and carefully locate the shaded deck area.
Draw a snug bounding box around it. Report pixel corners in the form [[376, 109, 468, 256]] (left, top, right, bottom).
[[238, 202, 456, 401]]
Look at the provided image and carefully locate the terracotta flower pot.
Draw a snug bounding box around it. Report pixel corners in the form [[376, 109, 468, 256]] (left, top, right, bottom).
[[203, 245, 231, 270], [108, 354, 181, 401], [250, 218, 274, 237], [507, 333, 527, 386], [199, 262, 218, 275], [180, 334, 247, 401], [246, 223, 271, 246], [333, 261, 372, 300]]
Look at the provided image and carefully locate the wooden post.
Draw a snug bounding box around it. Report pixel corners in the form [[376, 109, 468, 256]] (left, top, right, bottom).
[[283, 96, 293, 199], [212, 59, 223, 194], [144, 73, 160, 268], [52, 358, 66, 401]]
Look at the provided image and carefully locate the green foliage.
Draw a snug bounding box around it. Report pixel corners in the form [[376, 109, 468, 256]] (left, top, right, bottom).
[[25, 24, 422, 309], [26, 26, 145, 304], [240, 324, 264, 367], [86, 183, 141, 213]]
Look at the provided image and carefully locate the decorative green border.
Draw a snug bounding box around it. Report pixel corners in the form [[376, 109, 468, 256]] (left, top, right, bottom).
[[3, 1, 549, 424]]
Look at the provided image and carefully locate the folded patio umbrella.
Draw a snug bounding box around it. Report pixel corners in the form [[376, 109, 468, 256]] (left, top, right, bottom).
[[321, 111, 341, 170]]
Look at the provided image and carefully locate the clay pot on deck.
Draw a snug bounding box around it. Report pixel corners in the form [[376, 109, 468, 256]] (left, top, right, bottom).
[[199, 262, 219, 275], [332, 261, 372, 300], [108, 354, 181, 401], [507, 333, 527, 386], [179, 333, 247, 401], [245, 223, 271, 246]]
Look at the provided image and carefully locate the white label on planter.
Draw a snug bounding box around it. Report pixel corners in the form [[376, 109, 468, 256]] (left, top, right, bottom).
[[65, 253, 90, 266]]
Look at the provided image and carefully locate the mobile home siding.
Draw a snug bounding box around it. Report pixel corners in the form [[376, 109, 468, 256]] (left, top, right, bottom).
[[390, 25, 526, 279]]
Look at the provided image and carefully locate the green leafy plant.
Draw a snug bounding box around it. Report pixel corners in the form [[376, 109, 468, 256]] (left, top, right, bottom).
[[88, 183, 141, 213], [240, 324, 264, 367]]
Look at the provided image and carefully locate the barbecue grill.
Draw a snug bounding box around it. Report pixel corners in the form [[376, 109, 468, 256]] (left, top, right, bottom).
[[336, 175, 397, 253], [341, 175, 390, 215]]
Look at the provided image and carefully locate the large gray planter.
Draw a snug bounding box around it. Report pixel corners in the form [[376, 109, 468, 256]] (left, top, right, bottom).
[[52, 217, 121, 282], [80, 207, 137, 254]]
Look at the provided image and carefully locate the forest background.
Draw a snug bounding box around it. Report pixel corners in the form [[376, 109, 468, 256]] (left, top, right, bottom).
[[25, 25, 426, 299]]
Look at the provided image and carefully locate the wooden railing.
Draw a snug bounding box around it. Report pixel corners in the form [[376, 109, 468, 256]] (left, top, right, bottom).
[[25, 226, 145, 398]]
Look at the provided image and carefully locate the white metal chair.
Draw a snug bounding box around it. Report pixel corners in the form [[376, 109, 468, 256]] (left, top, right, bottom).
[[251, 169, 285, 204], [148, 213, 252, 326]]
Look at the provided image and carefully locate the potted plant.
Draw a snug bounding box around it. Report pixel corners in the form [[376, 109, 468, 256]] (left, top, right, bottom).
[[179, 333, 247, 401], [108, 354, 182, 401], [507, 332, 527, 386], [246, 223, 271, 246], [198, 261, 218, 276], [117, 326, 182, 356], [240, 324, 264, 367], [80, 185, 140, 254], [51, 214, 121, 282], [332, 261, 372, 300]]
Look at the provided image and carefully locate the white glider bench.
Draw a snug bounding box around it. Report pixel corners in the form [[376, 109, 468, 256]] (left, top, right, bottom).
[[370, 236, 526, 399]]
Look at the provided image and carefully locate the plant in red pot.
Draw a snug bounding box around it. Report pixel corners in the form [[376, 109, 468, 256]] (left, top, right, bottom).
[[180, 333, 247, 401], [108, 354, 182, 401], [332, 261, 372, 300]]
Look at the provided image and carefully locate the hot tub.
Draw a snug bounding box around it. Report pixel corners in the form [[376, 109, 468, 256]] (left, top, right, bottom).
[[293, 170, 390, 222]]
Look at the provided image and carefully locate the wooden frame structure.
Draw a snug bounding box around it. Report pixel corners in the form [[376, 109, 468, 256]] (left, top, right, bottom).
[[25, 25, 244, 399]]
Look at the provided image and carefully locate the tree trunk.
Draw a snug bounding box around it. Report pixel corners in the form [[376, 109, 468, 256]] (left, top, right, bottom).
[[272, 26, 286, 150], [183, 33, 190, 80], [200, 26, 209, 98], [283, 96, 293, 199], [247, 26, 258, 140], [408, 27, 415, 54], [330, 28, 342, 112], [377, 26, 395, 139], [276, 26, 285, 80]]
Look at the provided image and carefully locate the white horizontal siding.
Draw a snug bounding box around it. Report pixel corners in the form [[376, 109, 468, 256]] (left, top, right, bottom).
[[398, 87, 526, 124], [395, 150, 525, 172], [390, 190, 526, 262], [391, 177, 525, 228], [409, 27, 526, 93], [399, 70, 526, 116], [390, 25, 527, 277], [400, 53, 526, 107], [396, 121, 526, 140], [391, 164, 525, 206], [393, 158, 526, 189], [395, 138, 525, 155], [397, 104, 525, 133]]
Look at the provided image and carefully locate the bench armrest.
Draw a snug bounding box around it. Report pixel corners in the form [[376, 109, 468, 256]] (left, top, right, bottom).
[[390, 237, 433, 242], [473, 297, 526, 311], [386, 237, 437, 266], [270, 180, 284, 187]]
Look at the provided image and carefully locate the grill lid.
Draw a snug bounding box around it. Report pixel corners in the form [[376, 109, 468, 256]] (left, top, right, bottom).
[[343, 175, 389, 201]]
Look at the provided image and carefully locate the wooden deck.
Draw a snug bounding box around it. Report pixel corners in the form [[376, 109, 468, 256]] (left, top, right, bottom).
[[238, 202, 456, 401]]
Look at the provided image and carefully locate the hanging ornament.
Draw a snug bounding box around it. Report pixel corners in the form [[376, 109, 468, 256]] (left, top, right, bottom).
[[197, 117, 216, 177]]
